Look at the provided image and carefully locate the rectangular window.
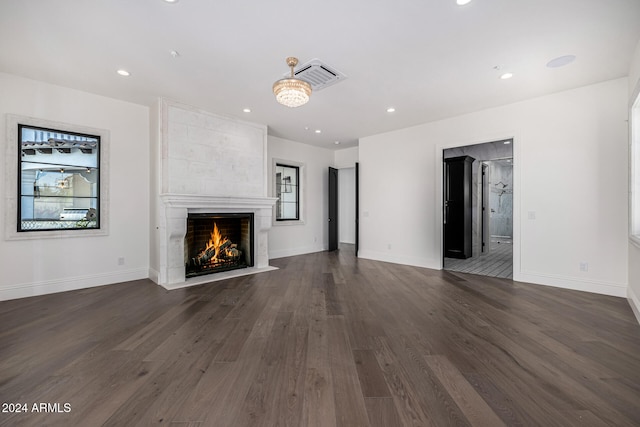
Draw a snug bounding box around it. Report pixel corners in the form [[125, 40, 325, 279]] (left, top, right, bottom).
[[18, 124, 100, 232], [275, 163, 299, 221]]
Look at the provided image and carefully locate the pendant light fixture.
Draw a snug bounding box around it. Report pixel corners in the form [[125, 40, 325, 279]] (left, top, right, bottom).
[[273, 57, 312, 108]]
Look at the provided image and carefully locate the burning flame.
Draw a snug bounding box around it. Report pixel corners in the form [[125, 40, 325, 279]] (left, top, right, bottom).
[[195, 222, 239, 267], [199, 223, 229, 261]]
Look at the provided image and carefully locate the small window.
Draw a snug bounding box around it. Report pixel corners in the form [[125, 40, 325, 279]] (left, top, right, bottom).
[[275, 163, 299, 221], [18, 124, 100, 232]]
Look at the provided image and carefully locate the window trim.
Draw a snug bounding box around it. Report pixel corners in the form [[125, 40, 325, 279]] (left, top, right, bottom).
[[272, 158, 305, 225], [630, 83, 640, 248], [5, 115, 110, 240]]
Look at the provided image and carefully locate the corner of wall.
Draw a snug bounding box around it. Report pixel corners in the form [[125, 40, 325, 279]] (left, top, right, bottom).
[[149, 99, 161, 275], [333, 146, 359, 169], [628, 284, 640, 325]]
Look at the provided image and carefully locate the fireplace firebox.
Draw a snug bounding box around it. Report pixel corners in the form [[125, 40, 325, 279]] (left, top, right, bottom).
[[185, 213, 254, 278]]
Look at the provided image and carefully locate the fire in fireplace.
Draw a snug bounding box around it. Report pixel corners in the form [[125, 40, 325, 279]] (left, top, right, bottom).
[[185, 213, 254, 278]]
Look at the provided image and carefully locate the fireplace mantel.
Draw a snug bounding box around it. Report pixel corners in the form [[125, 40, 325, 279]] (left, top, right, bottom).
[[161, 194, 278, 210], [156, 194, 277, 289]]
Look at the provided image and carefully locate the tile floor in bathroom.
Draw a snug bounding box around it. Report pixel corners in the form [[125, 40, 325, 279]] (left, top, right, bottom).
[[444, 239, 513, 278]]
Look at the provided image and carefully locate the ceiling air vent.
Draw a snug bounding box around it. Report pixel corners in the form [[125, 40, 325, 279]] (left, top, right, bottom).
[[288, 58, 347, 91]]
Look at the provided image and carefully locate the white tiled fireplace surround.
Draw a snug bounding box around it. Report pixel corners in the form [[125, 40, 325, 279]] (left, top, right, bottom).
[[152, 100, 277, 289]]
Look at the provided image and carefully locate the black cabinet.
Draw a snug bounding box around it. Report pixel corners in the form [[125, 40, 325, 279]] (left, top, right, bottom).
[[444, 156, 474, 259]]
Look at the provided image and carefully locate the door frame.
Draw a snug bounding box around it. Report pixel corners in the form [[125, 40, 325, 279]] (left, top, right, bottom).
[[328, 166, 339, 251], [435, 137, 520, 279], [355, 162, 359, 256], [330, 165, 359, 254], [481, 162, 489, 254]]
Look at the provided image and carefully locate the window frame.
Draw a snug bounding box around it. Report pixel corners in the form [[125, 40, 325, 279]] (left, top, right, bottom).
[[272, 158, 305, 225], [5, 115, 109, 240], [17, 123, 101, 232]]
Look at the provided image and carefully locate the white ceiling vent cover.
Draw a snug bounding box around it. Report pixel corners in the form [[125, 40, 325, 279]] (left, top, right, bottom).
[[287, 58, 347, 91]]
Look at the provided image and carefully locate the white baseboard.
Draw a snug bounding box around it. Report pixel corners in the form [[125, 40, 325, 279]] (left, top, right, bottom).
[[628, 286, 640, 326], [0, 268, 148, 301], [516, 270, 627, 298], [269, 244, 326, 259], [357, 250, 440, 270], [355, 252, 627, 300]]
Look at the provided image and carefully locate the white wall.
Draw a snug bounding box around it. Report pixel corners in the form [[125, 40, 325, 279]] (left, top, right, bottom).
[[0, 72, 150, 300], [360, 78, 629, 297], [267, 136, 334, 258], [335, 146, 359, 169], [628, 39, 640, 322]]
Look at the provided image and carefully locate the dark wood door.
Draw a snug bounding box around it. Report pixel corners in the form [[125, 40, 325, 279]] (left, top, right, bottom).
[[444, 156, 474, 259], [328, 167, 339, 251], [355, 162, 359, 257]]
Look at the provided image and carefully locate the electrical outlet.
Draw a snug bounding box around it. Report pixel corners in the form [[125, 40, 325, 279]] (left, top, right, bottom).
[[387, 243, 392, 250], [579, 261, 588, 272], [118, 257, 125, 266]]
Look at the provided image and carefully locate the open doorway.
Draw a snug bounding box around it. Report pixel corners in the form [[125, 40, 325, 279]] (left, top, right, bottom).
[[443, 139, 513, 278], [338, 167, 357, 246]]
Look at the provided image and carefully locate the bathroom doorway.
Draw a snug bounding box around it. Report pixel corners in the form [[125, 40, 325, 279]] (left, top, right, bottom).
[[443, 139, 513, 278]]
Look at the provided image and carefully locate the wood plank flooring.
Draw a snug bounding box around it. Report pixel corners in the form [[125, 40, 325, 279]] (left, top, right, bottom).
[[1, 245, 639, 426]]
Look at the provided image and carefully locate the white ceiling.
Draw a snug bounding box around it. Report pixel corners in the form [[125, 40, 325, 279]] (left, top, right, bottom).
[[1, 0, 639, 150]]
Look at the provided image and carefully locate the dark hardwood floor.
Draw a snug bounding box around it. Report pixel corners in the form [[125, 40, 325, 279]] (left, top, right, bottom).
[[1, 245, 639, 426]]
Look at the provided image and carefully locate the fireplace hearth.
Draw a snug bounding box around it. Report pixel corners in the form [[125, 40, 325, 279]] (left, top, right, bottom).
[[185, 213, 254, 278]]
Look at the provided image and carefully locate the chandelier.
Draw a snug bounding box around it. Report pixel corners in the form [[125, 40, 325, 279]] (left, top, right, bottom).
[[273, 57, 312, 108]]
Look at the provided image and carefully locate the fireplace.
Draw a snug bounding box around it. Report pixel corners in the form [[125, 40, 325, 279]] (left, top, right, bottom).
[[154, 100, 277, 289], [185, 213, 254, 278]]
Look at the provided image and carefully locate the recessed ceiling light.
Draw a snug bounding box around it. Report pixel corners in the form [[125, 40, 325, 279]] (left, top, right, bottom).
[[334, 141, 340, 145], [546, 55, 576, 69], [386, 107, 396, 113], [170, 50, 180, 58], [456, 0, 472, 5], [164, 0, 178, 3], [500, 72, 513, 80], [315, 129, 322, 134], [243, 108, 251, 113], [116, 69, 130, 77]]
